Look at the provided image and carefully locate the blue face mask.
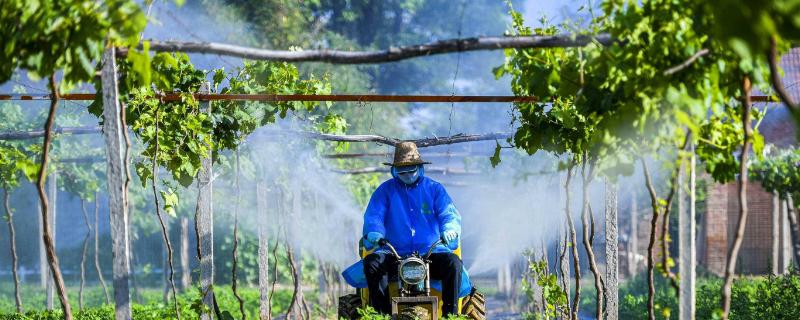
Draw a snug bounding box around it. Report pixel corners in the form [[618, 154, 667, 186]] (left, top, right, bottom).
[[392, 165, 422, 185]]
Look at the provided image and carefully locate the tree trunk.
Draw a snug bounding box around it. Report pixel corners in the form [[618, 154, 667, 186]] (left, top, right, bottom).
[[605, 180, 619, 320], [46, 170, 57, 310], [80, 199, 91, 310], [180, 217, 190, 290], [679, 148, 697, 320], [641, 160, 660, 320], [580, 162, 604, 320], [36, 74, 72, 319], [94, 194, 110, 304], [150, 110, 181, 318], [540, 239, 550, 316], [140, 34, 615, 64], [257, 183, 271, 320], [195, 81, 215, 320], [269, 240, 280, 318], [286, 243, 309, 320], [564, 162, 580, 320], [231, 149, 246, 320], [101, 48, 132, 320], [558, 221, 570, 317], [4, 188, 23, 312], [720, 76, 753, 320]]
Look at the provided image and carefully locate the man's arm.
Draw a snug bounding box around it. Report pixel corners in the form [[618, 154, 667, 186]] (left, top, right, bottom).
[[434, 183, 461, 236], [362, 184, 388, 237]]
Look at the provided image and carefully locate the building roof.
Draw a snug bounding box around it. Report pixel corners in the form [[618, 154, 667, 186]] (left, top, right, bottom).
[[757, 48, 799, 147]]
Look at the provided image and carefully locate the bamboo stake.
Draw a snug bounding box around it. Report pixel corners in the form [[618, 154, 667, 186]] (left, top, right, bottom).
[[4, 189, 23, 313], [94, 194, 111, 304], [79, 199, 91, 310]]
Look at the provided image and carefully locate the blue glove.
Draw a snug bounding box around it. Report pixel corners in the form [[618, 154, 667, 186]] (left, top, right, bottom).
[[365, 232, 384, 249], [442, 230, 459, 245]]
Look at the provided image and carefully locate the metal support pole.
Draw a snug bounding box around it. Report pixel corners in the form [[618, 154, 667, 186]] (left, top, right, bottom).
[[196, 82, 215, 320], [101, 47, 132, 320], [679, 148, 696, 320]]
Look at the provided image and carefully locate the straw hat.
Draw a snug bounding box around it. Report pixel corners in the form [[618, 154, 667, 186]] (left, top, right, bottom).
[[383, 141, 431, 166]]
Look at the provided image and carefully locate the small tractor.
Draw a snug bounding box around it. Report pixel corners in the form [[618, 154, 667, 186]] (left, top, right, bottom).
[[338, 238, 486, 320]]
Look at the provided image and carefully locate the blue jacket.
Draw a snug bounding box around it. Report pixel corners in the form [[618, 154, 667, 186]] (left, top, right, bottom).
[[342, 171, 473, 297], [362, 173, 461, 255]]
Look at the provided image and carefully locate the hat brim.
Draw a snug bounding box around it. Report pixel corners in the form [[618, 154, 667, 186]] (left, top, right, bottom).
[[383, 160, 432, 166]]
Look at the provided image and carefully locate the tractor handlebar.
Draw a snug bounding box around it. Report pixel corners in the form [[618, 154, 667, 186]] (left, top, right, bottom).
[[368, 236, 447, 261], [377, 239, 401, 260], [424, 239, 443, 260]]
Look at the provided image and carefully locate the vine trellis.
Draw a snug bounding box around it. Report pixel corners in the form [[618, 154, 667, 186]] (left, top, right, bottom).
[[2, 1, 800, 319]]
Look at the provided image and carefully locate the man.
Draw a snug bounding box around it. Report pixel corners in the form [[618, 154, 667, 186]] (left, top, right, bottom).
[[361, 141, 463, 316]]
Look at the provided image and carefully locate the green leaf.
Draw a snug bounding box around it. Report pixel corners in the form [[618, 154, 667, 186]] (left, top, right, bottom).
[[490, 141, 502, 168]]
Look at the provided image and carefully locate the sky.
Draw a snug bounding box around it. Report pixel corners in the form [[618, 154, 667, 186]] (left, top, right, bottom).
[[523, 0, 585, 24]]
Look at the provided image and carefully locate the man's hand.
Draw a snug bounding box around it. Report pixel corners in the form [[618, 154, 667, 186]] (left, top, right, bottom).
[[366, 232, 384, 249], [442, 230, 459, 245]]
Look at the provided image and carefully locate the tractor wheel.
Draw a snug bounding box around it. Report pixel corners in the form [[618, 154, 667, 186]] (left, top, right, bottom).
[[338, 293, 361, 320], [397, 305, 430, 320], [460, 287, 486, 320]]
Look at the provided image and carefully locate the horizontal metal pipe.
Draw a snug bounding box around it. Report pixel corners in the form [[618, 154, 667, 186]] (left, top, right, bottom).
[[0, 93, 537, 103], [0, 93, 777, 103]]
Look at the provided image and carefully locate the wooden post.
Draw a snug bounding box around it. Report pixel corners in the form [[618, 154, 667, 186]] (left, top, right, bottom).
[[628, 191, 638, 278], [196, 82, 215, 320], [604, 180, 618, 320], [46, 171, 57, 310], [257, 183, 270, 320], [101, 47, 132, 320], [180, 217, 190, 290], [679, 149, 696, 320]]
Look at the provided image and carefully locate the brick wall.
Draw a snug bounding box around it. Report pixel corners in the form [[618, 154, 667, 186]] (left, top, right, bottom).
[[702, 182, 777, 276]]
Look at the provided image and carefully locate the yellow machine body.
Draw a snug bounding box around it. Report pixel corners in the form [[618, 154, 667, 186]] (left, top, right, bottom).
[[358, 240, 464, 318]]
